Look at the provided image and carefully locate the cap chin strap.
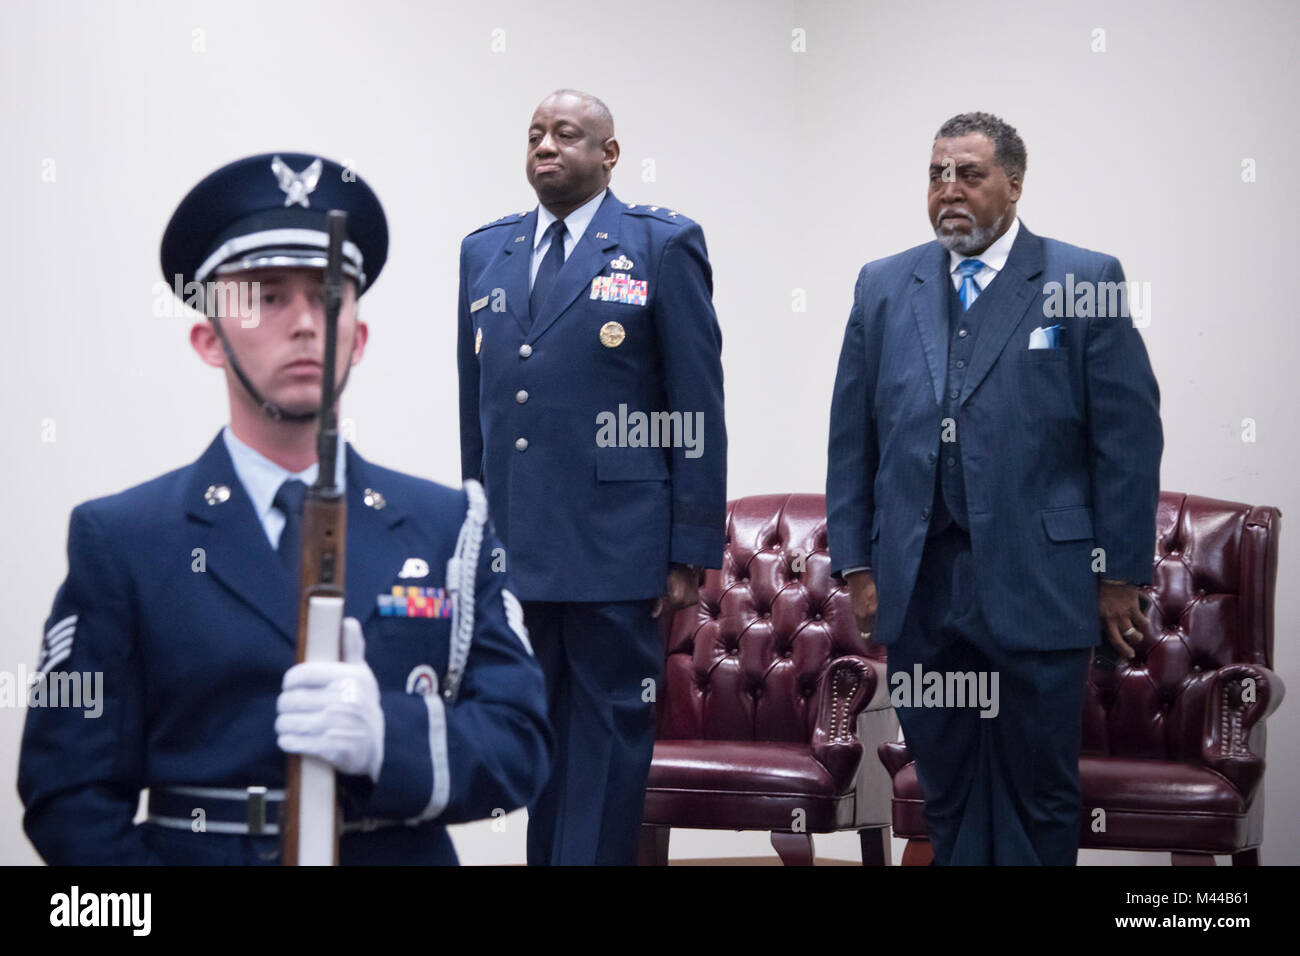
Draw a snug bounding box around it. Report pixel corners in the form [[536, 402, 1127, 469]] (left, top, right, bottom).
[[209, 316, 354, 423]]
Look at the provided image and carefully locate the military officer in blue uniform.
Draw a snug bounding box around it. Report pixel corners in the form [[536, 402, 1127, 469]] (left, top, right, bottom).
[[457, 90, 727, 865], [18, 153, 551, 865]]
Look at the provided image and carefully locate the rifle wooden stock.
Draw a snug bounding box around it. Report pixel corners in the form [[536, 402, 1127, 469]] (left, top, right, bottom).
[[282, 210, 349, 866]]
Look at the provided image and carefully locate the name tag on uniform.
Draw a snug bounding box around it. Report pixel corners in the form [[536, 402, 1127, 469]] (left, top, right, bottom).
[[590, 272, 648, 306], [470, 295, 490, 313], [379, 586, 454, 618]]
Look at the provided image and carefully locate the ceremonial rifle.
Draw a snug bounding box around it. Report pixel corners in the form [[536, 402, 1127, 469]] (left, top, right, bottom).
[[282, 210, 349, 866]]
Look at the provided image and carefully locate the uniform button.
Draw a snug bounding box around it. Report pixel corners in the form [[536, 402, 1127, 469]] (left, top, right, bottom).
[[958, 328, 968, 338], [955, 359, 965, 369], [515, 437, 528, 452], [927, 451, 937, 463], [950, 388, 959, 399], [519, 344, 532, 358], [515, 390, 529, 404], [921, 507, 930, 520], [947, 457, 956, 467]]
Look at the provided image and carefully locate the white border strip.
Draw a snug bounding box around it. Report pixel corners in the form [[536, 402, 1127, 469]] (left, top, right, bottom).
[[410, 695, 450, 822], [147, 814, 279, 835], [45, 614, 77, 639], [194, 228, 363, 283], [162, 784, 287, 801]]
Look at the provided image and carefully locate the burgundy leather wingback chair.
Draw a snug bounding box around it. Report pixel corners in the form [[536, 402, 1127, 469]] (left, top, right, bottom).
[[639, 494, 897, 866], [880, 492, 1285, 865]]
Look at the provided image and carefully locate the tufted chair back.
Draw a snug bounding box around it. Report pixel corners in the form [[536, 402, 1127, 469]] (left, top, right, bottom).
[[658, 494, 885, 743], [1082, 492, 1279, 765], [641, 494, 897, 865]]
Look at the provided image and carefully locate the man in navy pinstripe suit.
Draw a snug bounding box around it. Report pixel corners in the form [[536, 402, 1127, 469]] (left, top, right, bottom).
[[827, 113, 1162, 864]]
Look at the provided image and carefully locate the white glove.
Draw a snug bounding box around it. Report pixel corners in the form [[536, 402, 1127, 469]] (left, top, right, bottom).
[[276, 617, 385, 783]]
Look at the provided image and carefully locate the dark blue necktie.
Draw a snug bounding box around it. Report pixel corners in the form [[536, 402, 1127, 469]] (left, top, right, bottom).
[[273, 478, 308, 575], [529, 219, 568, 326]]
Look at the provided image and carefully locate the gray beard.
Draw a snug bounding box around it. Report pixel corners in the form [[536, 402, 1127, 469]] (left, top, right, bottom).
[[934, 211, 1007, 255]]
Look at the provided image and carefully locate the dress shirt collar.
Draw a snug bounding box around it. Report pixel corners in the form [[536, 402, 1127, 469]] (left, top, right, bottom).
[[534, 187, 608, 252], [948, 215, 1020, 277], [222, 424, 346, 521]]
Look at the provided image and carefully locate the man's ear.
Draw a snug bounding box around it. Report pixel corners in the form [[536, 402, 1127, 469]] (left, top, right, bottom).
[[190, 321, 225, 368], [602, 136, 620, 173], [350, 320, 369, 365]]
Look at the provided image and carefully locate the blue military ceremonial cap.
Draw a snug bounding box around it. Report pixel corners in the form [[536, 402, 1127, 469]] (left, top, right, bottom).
[[160, 152, 389, 294]]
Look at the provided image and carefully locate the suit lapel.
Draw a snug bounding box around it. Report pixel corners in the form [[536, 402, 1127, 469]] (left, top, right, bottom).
[[343, 446, 407, 627], [491, 209, 536, 335], [958, 224, 1044, 406], [910, 243, 950, 406], [185, 433, 298, 645], [527, 190, 622, 344], [185, 436, 409, 645]]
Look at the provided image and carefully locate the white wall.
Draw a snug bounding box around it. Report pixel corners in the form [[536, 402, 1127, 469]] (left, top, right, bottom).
[[1, 0, 1295, 865]]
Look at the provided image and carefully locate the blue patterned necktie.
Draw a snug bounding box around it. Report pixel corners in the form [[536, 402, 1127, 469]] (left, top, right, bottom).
[[273, 478, 308, 574], [956, 258, 986, 310], [529, 219, 568, 326]]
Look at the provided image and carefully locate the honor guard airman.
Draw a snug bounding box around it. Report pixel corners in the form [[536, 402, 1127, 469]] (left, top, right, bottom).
[[18, 153, 551, 865], [458, 91, 728, 865]]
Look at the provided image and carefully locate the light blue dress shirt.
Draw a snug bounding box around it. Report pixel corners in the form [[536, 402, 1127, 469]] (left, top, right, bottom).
[[947, 216, 1020, 293], [529, 187, 608, 289], [222, 425, 347, 550]]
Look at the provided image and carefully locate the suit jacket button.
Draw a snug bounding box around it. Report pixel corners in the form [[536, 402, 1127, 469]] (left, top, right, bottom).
[[515, 437, 529, 452], [516, 390, 529, 404], [519, 344, 532, 358]]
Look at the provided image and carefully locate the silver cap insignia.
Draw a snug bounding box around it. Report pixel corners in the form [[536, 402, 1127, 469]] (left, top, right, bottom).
[[270, 156, 323, 208]]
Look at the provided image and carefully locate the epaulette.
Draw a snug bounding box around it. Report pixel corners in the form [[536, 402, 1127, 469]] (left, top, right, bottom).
[[623, 202, 691, 225], [466, 210, 529, 236]]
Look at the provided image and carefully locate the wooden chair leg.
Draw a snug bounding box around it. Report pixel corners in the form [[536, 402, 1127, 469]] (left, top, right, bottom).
[[1231, 848, 1260, 865], [1171, 852, 1216, 866], [859, 827, 891, 866], [637, 825, 669, 866], [770, 831, 815, 866], [901, 838, 934, 866]]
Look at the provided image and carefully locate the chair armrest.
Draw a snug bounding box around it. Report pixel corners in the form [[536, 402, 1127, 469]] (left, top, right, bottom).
[[859, 657, 893, 713], [810, 655, 877, 791], [1199, 663, 1285, 803], [877, 740, 912, 778]]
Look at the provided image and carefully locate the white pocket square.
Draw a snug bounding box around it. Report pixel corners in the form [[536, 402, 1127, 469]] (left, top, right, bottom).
[[1028, 325, 1061, 349]]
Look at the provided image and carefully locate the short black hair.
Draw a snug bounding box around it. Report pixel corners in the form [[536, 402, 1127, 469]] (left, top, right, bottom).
[[935, 112, 1026, 179], [546, 88, 615, 140]]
